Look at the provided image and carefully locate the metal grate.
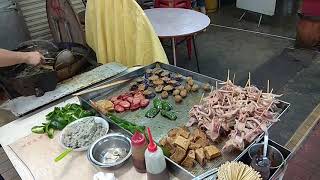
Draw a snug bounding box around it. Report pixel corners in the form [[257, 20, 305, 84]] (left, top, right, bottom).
[[16, 0, 85, 40]]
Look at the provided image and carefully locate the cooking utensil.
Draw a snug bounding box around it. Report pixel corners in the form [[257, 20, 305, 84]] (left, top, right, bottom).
[[262, 131, 269, 163], [87, 133, 132, 168], [73, 79, 131, 96], [54, 49, 75, 70]]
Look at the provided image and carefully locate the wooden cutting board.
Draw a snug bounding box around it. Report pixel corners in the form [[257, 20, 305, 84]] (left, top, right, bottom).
[[9, 133, 145, 180]]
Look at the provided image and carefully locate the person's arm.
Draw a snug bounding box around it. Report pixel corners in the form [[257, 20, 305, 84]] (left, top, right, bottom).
[[0, 48, 44, 67]]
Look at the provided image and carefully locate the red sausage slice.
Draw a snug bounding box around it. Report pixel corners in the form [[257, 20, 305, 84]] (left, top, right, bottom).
[[119, 101, 131, 108], [130, 103, 140, 111], [110, 96, 118, 102], [115, 105, 125, 112], [113, 99, 122, 105], [132, 98, 141, 105], [127, 97, 134, 103], [140, 99, 150, 108]]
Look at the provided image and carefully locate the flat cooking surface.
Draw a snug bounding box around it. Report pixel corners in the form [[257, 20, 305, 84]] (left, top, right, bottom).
[[0, 63, 127, 116]]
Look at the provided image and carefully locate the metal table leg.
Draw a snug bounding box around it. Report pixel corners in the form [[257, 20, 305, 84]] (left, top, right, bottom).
[[239, 11, 246, 21], [258, 14, 263, 27], [171, 37, 177, 66], [192, 35, 200, 73]]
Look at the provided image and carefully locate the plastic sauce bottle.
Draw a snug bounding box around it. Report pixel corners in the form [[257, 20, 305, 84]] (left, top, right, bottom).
[[131, 131, 147, 173], [145, 127, 169, 180]]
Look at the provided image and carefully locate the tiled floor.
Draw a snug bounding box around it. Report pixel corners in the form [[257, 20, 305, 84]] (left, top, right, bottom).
[[284, 121, 320, 180], [0, 147, 20, 180]]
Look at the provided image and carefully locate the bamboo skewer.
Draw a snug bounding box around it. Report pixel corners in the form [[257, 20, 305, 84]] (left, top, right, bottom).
[[232, 73, 236, 84], [73, 79, 130, 96], [248, 72, 251, 88], [227, 69, 230, 82]]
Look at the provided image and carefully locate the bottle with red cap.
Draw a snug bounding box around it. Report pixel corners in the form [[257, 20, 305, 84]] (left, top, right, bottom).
[[131, 131, 147, 173], [145, 127, 169, 180]]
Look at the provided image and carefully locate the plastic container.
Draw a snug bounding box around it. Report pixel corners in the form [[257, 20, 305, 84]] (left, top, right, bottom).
[[145, 127, 169, 180], [131, 131, 147, 173]]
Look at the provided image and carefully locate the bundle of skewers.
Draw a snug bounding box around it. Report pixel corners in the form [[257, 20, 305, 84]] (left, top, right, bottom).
[[187, 70, 282, 151]]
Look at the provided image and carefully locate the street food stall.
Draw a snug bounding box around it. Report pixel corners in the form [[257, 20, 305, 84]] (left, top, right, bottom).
[[0, 0, 294, 179], [0, 62, 292, 180]]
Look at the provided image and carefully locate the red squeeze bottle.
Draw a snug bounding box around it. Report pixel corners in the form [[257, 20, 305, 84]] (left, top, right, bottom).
[[131, 131, 147, 173]]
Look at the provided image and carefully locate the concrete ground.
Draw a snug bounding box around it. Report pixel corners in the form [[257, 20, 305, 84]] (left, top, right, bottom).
[[163, 2, 320, 146]]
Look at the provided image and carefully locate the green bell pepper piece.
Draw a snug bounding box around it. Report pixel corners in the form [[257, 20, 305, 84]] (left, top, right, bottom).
[[145, 107, 160, 118], [153, 98, 162, 110], [160, 110, 177, 121], [161, 101, 173, 111]]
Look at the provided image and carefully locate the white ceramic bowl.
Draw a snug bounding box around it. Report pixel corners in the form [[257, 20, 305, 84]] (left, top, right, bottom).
[[59, 116, 109, 151]]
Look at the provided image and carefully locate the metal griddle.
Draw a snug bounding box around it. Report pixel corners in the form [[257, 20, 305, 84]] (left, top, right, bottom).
[[78, 62, 290, 179]]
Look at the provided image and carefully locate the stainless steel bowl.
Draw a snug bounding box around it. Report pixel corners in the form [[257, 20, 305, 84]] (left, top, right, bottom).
[[248, 143, 284, 169], [87, 133, 132, 168]]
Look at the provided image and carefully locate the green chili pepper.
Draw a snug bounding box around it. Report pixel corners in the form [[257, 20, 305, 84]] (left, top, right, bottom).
[[31, 126, 46, 134], [107, 114, 145, 134], [161, 101, 173, 111], [153, 98, 162, 110], [145, 107, 160, 118], [54, 148, 73, 162], [160, 110, 177, 121], [47, 128, 55, 139]]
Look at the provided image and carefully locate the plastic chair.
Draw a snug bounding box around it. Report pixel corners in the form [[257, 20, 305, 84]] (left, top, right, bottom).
[[154, 0, 193, 60]]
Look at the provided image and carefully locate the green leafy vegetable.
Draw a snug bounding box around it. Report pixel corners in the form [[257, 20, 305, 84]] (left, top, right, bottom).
[[31, 103, 94, 138]]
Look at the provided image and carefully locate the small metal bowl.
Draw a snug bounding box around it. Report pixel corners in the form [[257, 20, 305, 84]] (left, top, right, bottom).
[[248, 143, 284, 169], [87, 133, 132, 169]]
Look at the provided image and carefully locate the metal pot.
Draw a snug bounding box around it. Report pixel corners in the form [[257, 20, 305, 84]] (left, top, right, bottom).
[[248, 143, 285, 169]]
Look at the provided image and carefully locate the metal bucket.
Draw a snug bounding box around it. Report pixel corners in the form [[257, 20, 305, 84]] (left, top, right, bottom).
[[248, 143, 285, 169]]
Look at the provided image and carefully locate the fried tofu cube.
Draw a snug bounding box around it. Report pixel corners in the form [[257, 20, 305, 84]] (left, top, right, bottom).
[[174, 136, 191, 150], [189, 142, 202, 150], [204, 145, 221, 160], [177, 128, 190, 139], [159, 137, 176, 155], [168, 128, 180, 137], [188, 134, 195, 142], [195, 137, 209, 148], [195, 148, 206, 166], [159, 137, 167, 146], [181, 150, 196, 168], [194, 128, 207, 141], [170, 146, 187, 164]]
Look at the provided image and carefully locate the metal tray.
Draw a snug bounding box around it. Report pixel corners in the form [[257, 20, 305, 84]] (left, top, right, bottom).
[[79, 62, 290, 179]]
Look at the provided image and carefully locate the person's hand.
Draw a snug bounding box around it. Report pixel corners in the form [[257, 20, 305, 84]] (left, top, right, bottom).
[[24, 51, 44, 65]]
